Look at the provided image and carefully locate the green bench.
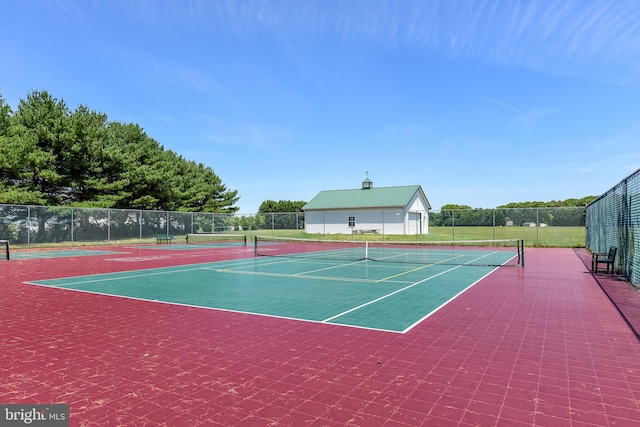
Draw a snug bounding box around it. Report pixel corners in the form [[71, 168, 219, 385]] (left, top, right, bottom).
[[592, 246, 617, 273], [156, 234, 174, 244]]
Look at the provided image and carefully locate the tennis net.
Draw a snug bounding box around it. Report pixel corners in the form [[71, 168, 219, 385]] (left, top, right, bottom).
[[185, 233, 247, 246], [254, 236, 524, 267]]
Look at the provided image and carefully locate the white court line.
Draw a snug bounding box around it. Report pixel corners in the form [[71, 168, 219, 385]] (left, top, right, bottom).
[[322, 250, 502, 324], [25, 256, 279, 287], [400, 268, 498, 334], [322, 264, 465, 322], [292, 258, 369, 276], [23, 282, 407, 334]]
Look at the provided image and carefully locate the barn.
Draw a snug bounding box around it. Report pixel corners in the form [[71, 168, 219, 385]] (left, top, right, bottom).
[[303, 177, 431, 235]]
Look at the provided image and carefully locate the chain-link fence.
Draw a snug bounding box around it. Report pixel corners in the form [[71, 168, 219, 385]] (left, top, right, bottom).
[[429, 207, 585, 247], [586, 168, 640, 285], [1, 204, 585, 248], [0, 206, 308, 246]]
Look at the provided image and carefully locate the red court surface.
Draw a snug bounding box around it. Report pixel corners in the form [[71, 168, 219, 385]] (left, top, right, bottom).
[[1, 245, 640, 426]]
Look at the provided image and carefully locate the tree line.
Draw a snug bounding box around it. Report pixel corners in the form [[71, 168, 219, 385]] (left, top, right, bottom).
[[230, 199, 307, 231], [0, 90, 239, 212], [430, 198, 595, 227]]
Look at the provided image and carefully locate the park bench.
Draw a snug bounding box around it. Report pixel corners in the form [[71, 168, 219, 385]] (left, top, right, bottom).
[[592, 246, 617, 273], [156, 234, 174, 244], [352, 229, 380, 234]]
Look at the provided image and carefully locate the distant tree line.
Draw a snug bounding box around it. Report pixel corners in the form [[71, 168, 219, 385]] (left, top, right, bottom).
[[228, 200, 306, 231], [256, 200, 306, 229], [0, 90, 239, 212], [258, 200, 306, 213], [496, 197, 596, 208], [430, 198, 595, 227]]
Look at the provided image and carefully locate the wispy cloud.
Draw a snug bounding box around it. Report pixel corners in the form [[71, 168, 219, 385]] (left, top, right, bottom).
[[46, 0, 640, 84], [482, 97, 524, 115], [482, 97, 555, 126], [178, 0, 640, 84]]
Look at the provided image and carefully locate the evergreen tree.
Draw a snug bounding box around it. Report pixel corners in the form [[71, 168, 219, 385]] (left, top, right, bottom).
[[0, 89, 240, 213]]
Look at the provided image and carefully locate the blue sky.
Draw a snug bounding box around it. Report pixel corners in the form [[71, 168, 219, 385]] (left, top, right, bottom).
[[1, 0, 639, 212]]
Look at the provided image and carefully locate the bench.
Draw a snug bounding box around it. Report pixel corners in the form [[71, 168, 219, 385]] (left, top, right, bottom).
[[352, 229, 380, 234], [156, 234, 174, 244], [592, 246, 617, 273]]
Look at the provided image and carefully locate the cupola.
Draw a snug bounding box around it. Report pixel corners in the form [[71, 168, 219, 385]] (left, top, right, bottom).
[[362, 172, 373, 189]]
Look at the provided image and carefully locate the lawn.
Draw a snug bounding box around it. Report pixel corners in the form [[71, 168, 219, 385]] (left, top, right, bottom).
[[250, 226, 586, 248]]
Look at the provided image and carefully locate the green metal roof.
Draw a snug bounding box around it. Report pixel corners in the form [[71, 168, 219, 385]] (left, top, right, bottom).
[[303, 185, 430, 210]]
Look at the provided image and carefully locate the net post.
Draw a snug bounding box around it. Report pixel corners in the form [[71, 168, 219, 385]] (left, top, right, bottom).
[[254, 236, 258, 256], [1, 240, 8, 261], [520, 239, 525, 267]]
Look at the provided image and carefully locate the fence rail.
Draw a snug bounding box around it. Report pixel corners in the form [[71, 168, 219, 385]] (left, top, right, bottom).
[[0, 204, 586, 248]]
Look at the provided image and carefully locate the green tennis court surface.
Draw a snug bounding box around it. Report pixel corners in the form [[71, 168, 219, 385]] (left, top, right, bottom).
[[27, 254, 506, 333], [11, 249, 127, 260]]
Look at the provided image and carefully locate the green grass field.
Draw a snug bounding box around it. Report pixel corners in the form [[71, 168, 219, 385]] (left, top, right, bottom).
[[8, 226, 585, 250]]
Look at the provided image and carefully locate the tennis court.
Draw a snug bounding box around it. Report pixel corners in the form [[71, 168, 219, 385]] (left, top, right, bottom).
[[3, 238, 640, 426], [26, 240, 520, 332]]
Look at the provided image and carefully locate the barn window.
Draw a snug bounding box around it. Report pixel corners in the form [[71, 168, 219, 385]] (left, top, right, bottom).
[[348, 216, 356, 227]]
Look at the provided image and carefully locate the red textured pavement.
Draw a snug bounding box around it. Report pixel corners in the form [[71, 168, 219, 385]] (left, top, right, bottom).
[[575, 248, 640, 340], [1, 245, 639, 426]]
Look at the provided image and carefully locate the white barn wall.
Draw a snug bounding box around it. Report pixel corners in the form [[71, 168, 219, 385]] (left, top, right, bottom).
[[407, 195, 429, 234], [305, 209, 422, 235], [305, 212, 325, 234], [409, 195, 428, 213]]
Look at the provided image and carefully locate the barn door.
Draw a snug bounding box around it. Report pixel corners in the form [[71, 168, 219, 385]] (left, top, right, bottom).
[[408, 212, 421, 234]]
